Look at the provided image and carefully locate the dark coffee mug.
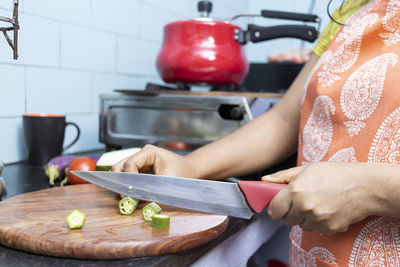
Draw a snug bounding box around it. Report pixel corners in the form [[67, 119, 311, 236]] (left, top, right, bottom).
[[23, 113, 80, 166]]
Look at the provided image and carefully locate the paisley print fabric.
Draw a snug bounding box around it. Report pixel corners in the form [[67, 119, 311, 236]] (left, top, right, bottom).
[[368, 106, 400, 163], [328, 147, 357, 162], [290, 240, 317, 267], [340, 53, 398, 136], [309, 247, 338, 265], [295, 0, 400, 266], [301, 55, 324, 104], [348, 217, 400, 266], [302, 96, 335, 165], [317, 9, 379, 87], [381, 0, 400, 45]]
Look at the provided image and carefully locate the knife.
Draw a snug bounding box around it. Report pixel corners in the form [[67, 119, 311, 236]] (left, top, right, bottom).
[[71, 171, 287, 219]]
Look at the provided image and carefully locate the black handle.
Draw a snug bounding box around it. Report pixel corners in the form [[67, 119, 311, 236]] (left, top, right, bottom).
[[248, 24, 318, 43], [198, 1, 212, 13], [218, 104, 244, 121], [261, 10, 319, 22], [63, 122, 81, 151]]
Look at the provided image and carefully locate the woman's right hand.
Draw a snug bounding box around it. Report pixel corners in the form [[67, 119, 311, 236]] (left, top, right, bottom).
[[111, 144, 198, 178]]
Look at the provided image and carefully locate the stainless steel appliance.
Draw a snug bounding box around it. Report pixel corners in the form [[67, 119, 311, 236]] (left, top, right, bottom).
[[99, 88, 281, 151]]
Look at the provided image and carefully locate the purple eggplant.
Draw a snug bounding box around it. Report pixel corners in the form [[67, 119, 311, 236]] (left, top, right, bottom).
[[45, 155, 76, 185], [90, 156, 99, 162]]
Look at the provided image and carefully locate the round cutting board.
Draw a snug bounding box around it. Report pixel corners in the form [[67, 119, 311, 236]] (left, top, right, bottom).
[[0, 184, 228, 259]]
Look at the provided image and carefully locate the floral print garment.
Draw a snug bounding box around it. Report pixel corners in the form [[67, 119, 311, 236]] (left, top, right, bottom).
[[294, 0, 400, 266]]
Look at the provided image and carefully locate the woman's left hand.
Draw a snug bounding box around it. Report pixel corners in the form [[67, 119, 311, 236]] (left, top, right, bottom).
[[262, 162, 379, 235]]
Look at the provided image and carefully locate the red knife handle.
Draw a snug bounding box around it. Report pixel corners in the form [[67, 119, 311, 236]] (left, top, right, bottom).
[[237, 181, 287, 213]]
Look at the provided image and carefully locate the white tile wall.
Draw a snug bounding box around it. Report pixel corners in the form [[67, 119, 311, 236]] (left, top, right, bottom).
[[142, 0, 196, 18], [0, 0, 250, 164], [63, 113, 103, 154], [61, 24, 116, 71], [0, 14, 60, 66], [139, 3, 184, 42], [24, 0, 91, 26], [0, 1, 14, 10], [117, 36, 159, 75], [0, 0, 330, 164], [91, 0, 140, 36], [26, 67, 91, 114], [0, 64, 25, 116]]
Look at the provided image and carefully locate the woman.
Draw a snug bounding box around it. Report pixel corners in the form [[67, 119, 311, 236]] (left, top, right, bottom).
[[113, 0, 400, 265]]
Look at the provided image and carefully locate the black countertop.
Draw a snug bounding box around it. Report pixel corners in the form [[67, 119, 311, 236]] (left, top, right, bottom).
[[0, 151, 250, 267]]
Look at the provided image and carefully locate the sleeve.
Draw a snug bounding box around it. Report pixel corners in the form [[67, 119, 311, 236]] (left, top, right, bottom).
[[312, 15, 344, 57], [312, 0, 370, 57]]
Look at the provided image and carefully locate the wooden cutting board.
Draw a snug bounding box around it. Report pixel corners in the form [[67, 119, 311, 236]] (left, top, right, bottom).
[[0, 184, 228, 259]]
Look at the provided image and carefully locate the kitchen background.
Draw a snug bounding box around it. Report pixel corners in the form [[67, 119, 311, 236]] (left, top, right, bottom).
[[0, 0, 332, 164]]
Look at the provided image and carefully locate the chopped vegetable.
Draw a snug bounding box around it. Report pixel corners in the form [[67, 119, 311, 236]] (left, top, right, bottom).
[[66, 209, 86, 229], [142, 202, 162, 222], [67, 157, 97, 184], [45, 155, 76, 185], [119, 197, 139, 215], [89, 156, 99, 162], [151, 214, 170, 229], [96, 148, 141, 171], [60, 168, 69, 186]]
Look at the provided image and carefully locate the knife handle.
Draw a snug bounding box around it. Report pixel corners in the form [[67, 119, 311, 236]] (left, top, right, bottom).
[[237, 181, 287, 213]]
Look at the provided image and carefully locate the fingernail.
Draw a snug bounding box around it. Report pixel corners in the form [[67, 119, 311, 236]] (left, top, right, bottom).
[[261, 175, 271, 181], [267, 209, 276, 220], [262, 175, 277, 181]]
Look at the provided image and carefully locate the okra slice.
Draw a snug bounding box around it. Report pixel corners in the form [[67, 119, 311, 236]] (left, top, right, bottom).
[[119, 196, 139, 215], [66, 209, 86, 229], [151, 214, 170, 229], [142, 202, 162, 222]]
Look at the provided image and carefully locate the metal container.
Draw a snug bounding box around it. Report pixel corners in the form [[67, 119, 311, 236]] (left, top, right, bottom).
[[99, 93, 255, 150]]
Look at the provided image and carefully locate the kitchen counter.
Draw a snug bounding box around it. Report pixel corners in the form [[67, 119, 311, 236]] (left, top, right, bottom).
[[0, 150, 283, 266]]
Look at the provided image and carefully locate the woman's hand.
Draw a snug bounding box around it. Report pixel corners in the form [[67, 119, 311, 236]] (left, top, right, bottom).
[[112, 144, 198, 178], [262, 162, 381, 235]]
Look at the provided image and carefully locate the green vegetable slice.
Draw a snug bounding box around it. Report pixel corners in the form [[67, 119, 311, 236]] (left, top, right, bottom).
[[119, 197, 139, 215], [96, 147, 141, 171], [151, 214, 170, 229], [66, 209, 86, 229], [142, 202, 162, 222]]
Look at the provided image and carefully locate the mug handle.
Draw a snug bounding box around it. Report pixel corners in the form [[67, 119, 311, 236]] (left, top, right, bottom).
[[63, 122, 81, 151]]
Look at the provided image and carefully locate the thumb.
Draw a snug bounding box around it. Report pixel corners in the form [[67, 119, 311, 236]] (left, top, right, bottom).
[[262, 166, 305, 183]]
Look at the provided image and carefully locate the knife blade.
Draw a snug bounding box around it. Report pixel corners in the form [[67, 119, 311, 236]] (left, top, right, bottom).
[[71, 171, 287, 219]]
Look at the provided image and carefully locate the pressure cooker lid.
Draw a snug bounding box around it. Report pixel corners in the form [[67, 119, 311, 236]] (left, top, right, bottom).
[[165, 1, 240, 29]]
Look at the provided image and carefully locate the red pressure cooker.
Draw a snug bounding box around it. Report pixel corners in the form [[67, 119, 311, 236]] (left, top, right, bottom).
[[156, 1, 320, 86]]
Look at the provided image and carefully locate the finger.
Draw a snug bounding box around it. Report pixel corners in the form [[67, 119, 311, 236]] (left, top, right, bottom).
[[122, 150, 157, 173], [111, 158, 129, 172], [299, 220, 317, 232], [281, 208, 305, 227], [267, 186, 292, 220], [262, 166, 306, 183], [282, 214, 305, 227]]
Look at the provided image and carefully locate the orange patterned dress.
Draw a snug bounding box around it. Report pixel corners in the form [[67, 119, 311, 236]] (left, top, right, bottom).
[[294, 0, 400, 266]]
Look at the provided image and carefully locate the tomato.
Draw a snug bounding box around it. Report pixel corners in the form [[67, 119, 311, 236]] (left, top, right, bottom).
[[164, 141, 188, 151], [67, 157, 96, 184]]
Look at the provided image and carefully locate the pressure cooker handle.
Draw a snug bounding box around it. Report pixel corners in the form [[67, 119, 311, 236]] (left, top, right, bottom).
[[261, 10, 319, 23], [248, 24, 318, 43]]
